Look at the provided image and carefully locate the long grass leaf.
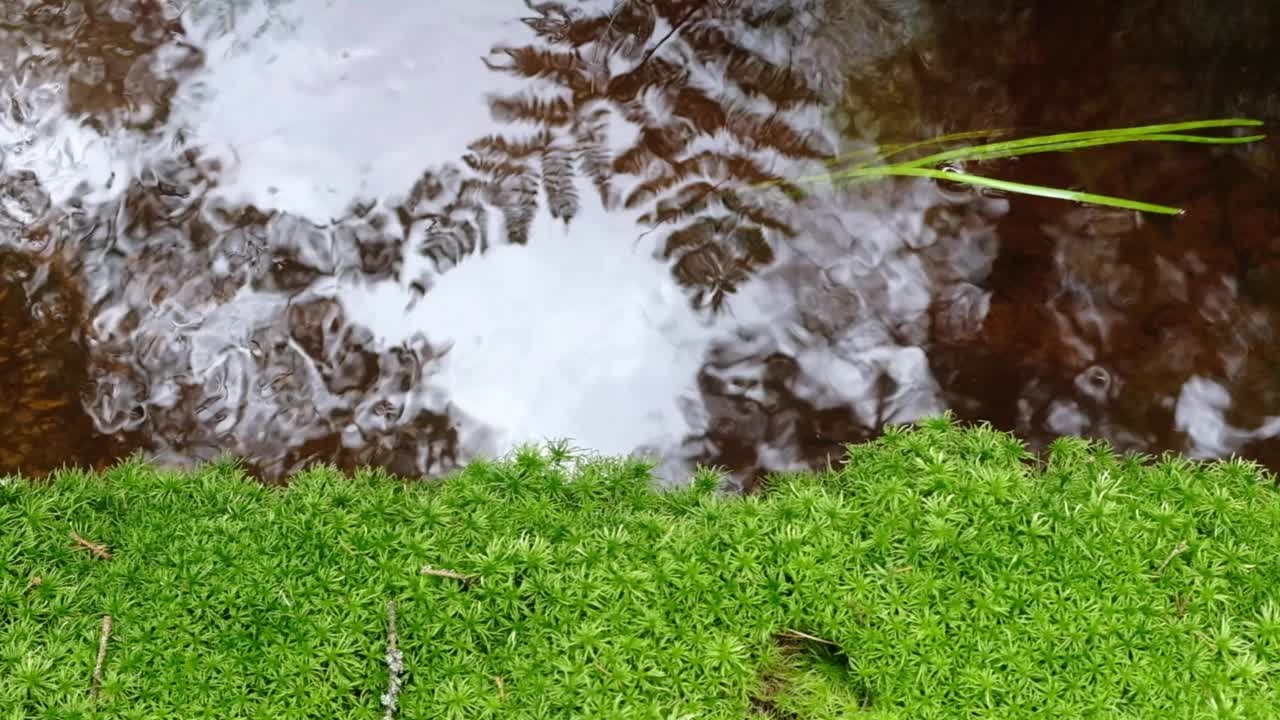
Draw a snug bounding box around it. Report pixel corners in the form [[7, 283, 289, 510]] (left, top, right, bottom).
[[824, 128, 1012, 170], [893, 119, 1263, 170], [897, 132, 1266, 167], [744, 118, 1264, 215], [856, 166, 1183, 214]]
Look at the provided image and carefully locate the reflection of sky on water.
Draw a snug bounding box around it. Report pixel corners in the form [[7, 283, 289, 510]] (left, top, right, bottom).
[[174, 0, 533, 220]]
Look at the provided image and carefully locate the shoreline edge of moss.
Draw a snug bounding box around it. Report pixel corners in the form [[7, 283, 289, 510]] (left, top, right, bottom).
[[4, 415, 1280, 718]]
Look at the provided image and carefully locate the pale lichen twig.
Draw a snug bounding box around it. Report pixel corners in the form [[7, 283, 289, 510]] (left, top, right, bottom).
[[1152, 540, 1189, 577], [419, 565, 476, 585], [777, 628, 839, 646], [91, 615, 112, 700], [381, 600, 404, 720]]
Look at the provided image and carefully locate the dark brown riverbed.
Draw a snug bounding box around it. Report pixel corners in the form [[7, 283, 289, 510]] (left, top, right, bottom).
[[1, 0, 1277, 485]]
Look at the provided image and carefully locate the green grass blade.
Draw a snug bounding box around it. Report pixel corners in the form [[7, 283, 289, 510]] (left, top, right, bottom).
[[824, 128, 1012, 170], [746, 118, 1264, 215], [857, 166, 1183, 214], [894, 119, 1264, 170], [823, 119, 1260, 172], [834, 128, 1013, 169], [782, 129, 1265, 189], [903, 132, 1266, 166]]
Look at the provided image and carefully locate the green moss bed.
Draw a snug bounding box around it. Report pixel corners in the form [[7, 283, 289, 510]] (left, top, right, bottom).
[[4, 417, 1280, 719]]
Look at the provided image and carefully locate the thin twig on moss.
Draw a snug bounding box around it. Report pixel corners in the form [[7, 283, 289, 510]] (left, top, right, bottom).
[[71, 532, 111, 560], [91, 615, 112, 700], [419, 566, 475, 585], [381, 600, 404, 720], [1152, 540, 1189, 577], [777, 629, 838, 646]]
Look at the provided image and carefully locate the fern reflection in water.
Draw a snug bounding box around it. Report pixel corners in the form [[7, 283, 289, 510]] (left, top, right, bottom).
[[456, 0, 830, 310], [446, 1, 1266, 312]]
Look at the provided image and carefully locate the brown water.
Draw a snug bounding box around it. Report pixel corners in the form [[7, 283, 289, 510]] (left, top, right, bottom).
[[1, 0, 1278, 486]]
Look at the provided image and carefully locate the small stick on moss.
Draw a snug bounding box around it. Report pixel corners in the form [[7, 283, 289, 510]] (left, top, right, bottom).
[[381, 600, 404, 720], [419, 566, 475, 585], [1152, 540, 1189, 577], [91, 615, 112, 700], [494, 675, 506, 700], [777, 629, 839, 646], [71, 532, 112, 560]]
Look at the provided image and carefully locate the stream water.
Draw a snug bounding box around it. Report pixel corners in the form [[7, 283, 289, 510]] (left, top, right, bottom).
[[2, 0, 1278, 486]]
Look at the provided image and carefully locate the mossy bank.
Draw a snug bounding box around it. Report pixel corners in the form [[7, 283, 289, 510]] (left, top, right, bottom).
[[4, 416, 1280, 718]]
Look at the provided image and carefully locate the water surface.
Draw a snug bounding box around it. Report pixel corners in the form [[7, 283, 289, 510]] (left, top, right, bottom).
[[2, 0, 1278, 485]]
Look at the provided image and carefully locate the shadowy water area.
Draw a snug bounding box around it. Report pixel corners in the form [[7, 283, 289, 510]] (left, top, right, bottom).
[[1, 0, 1277, 486]]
